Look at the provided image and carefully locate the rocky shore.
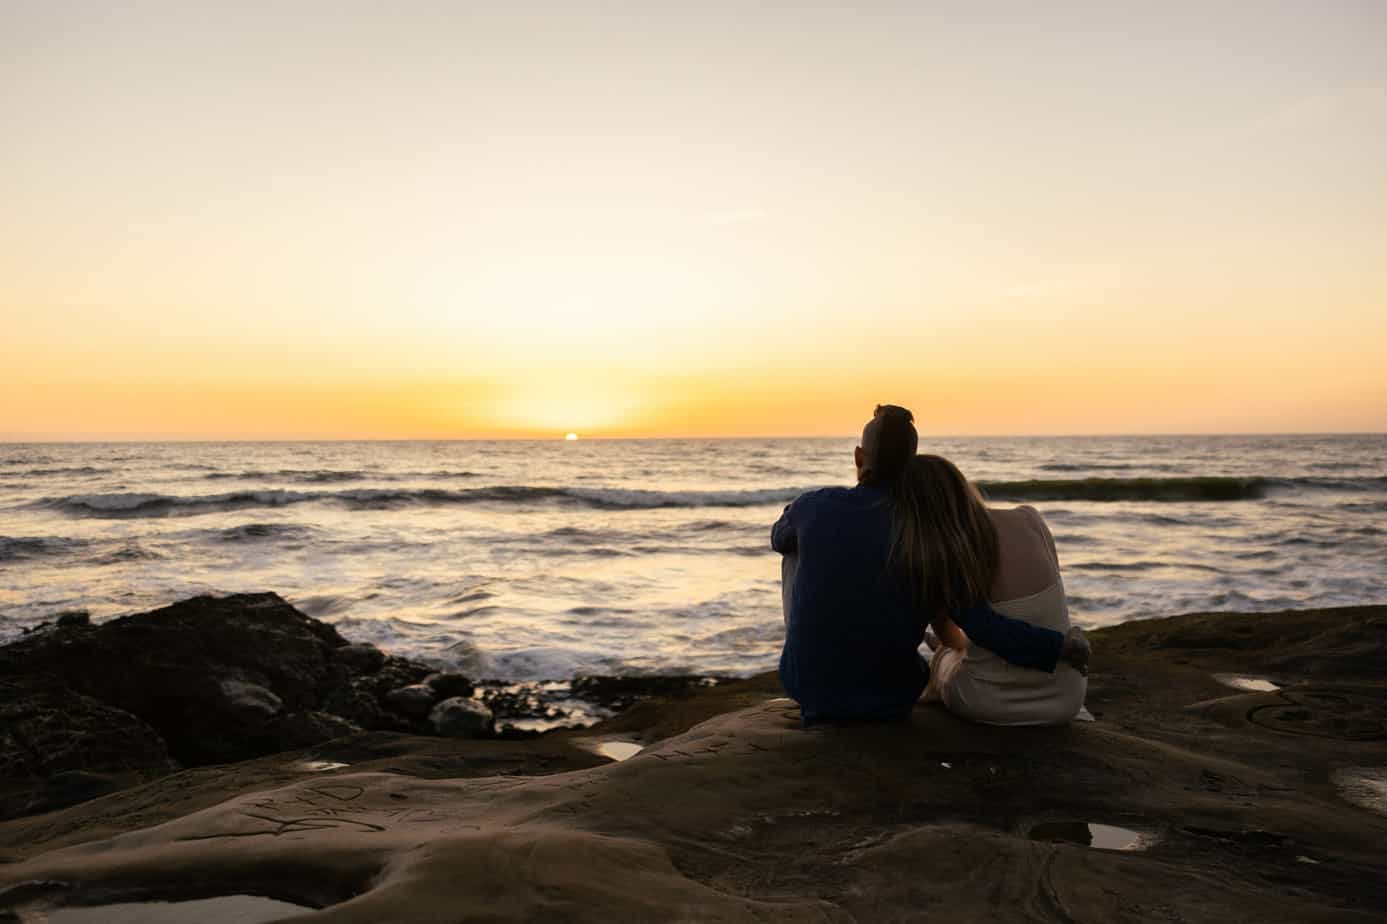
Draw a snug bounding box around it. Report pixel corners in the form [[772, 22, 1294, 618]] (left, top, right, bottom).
[[0, 593, 722, 821], [1, 595, 1385, 922]]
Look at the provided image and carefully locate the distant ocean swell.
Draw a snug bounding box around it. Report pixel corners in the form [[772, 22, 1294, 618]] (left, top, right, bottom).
[[202, 468, 482, 484], [0, 535, 89, 561], [12, 466, 484, 483], [27, 475, 1386, 518], [981, 476, 1386, 502], [216, 523, 320, 543], [34, 485, 810, 518], [15, 466, 113, 477]]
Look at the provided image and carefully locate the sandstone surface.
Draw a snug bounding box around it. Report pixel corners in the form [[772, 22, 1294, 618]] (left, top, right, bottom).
[[0, 604, 1383, 921]]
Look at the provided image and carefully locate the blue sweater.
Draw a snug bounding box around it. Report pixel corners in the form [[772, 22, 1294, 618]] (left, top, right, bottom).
[[771, 485, 1064, 724]]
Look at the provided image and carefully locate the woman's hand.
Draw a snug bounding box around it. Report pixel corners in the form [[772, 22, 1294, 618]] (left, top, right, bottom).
[[930, 613, 970, 651], [1061, 627, 1091, 676]]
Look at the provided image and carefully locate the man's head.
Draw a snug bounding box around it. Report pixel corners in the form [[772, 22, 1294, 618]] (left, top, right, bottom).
[[855, 404, 918, 485]]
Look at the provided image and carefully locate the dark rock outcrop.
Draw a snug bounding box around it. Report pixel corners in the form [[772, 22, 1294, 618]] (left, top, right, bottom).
[[570, 673, 722, 711], [425, 671, 475, 699], [257, 710, 362, 752], [54, 611, 90, 629], [321, 656, 436, 734], [333, 642, 386, 673], [0, 592, 743, 822], [0, 674, 175, 819], [320, 676, 399, 731], [429, 696, 495, 738], [0, 676, 172, 779], [0, 593, 351, 765], [0, 593, 470, 816], [385, 684, 438, 718]]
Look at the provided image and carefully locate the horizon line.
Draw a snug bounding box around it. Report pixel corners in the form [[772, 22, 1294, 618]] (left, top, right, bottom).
[[2, 430, 1383, 445]]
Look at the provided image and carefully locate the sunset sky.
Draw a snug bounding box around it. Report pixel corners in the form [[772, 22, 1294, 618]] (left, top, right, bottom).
[[4, 2, 1385, 439]]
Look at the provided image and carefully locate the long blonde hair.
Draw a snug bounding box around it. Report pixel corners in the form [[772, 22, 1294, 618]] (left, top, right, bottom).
[[887, 454, 999, 616]]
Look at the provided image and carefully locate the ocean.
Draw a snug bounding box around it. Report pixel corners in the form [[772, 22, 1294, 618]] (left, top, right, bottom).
[[1, 435, 1383, 682]]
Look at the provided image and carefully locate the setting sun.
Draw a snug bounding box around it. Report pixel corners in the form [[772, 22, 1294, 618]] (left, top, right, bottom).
[[565, 433, 579, 441]]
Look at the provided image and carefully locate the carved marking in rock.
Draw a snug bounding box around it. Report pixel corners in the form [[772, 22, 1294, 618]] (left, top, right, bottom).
[[178, 810, 387, 841], [306, 784, 365, 802], [175, 783, 396, 842], [1246, 690, 1387, 741]]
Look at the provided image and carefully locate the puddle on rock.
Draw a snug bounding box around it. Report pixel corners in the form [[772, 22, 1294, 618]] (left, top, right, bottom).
[[42, 894, 314, 923], [1213, 674, 1280, 693], [287, 760, 350, 773], [595, 741, 643, 762], [1332, 767, 1387, 816], [1028, 821, 1153, 851]]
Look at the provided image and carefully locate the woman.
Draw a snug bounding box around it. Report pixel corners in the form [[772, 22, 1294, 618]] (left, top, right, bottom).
[[891, 454, 1088, 726]]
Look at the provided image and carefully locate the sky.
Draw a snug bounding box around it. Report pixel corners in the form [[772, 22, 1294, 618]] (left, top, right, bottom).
[[3, 1, 1385, 439]]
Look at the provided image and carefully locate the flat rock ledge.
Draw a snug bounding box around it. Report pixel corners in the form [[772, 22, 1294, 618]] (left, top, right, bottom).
[[1, 603, 1385, 922]]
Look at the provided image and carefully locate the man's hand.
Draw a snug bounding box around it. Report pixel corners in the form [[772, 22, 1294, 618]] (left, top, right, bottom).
[[1061, 627, 1090, 676]]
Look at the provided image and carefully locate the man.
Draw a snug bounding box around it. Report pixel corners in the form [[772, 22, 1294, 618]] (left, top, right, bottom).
[[772, 404, 1089, 725]]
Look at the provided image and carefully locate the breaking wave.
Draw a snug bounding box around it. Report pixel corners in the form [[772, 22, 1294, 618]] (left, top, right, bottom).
[[216, 523, 321, 543], [40, 485, 807, 518], [203, 468, 480, 484], [977, 476, 1387, 502], [0, 535, 88, 561], [35, 475, 1387, 517], [978, 476, 1270, 502]]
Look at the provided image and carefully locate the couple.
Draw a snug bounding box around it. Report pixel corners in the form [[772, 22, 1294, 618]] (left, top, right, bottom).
[[773, 404, 1090, 727]]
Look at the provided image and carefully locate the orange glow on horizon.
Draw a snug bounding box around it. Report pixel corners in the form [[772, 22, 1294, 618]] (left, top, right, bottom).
[[2, 5, 1384, 440]]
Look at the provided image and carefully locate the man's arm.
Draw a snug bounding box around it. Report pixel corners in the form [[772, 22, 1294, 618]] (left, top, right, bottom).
[[771, 501, 797, 554], [951, 601, 1066, 673]]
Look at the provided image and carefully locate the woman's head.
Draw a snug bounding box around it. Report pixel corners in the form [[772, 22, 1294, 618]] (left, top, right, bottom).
[[887, 454, 998, 615]]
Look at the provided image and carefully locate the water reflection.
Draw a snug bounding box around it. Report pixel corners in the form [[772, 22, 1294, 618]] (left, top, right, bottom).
[[44, 894, 314, 923], [1213, 674, 1281, 693], [1028, 821, 1152, 851], [287, 760, 350, 772], [1333, 767, 1387, 816], [595, 741, 644, 762]]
